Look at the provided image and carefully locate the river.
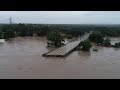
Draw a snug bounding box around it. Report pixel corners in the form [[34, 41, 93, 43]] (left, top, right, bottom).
[[0, 37, 120, 79]]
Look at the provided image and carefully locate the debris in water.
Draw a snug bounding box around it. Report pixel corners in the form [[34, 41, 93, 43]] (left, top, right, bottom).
[[93, 49, 98, 51]]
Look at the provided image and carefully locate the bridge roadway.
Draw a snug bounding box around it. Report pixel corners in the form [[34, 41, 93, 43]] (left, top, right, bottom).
[[42, 32, 91, 57]]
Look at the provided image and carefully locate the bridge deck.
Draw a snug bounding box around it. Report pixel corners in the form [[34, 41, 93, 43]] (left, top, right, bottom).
[[43, 32, 91, 57]]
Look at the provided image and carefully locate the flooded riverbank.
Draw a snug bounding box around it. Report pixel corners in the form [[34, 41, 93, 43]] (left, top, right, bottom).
[[0, 37, 120, 79]]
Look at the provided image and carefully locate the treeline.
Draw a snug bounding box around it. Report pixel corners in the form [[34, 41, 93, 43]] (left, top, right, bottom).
[[0, 24, 87, 39], [0, 24, 50, 38], [0, 24, 120, 39]]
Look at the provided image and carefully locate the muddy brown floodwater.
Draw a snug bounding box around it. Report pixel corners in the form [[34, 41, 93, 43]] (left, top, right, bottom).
[[0, 37, 120, 79]]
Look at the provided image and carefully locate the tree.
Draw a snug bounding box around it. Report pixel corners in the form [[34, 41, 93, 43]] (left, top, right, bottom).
[[102, 37, 111, 47], [0, 31, 4, 39], [16, 24, 27, 36], [1, 25, 15, 38], [4, 30, 15, 38], [89, 31, 104, 44], [66, 34, 73, 39], [47, 31, 65, 47], [79, 40, 92, 51], [114, 42, 120, 48]]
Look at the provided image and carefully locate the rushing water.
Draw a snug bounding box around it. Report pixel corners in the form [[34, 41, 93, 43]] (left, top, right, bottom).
[[0, 37, 120, 79]]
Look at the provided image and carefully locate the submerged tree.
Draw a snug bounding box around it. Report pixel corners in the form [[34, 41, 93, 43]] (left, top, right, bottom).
[[47, 31, 65, 47], [79, 40, 92, 51], [114, 42, 120, 48], [89, 31, 104, 44], [102, 37, 111, 47]]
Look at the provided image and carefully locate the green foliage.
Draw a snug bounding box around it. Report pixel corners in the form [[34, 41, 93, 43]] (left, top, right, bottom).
[[1, 25, 15, 38], [114, 42, 120, 48], [47, 31, 65, 47], [4, 30, 15, 38], [89, 31, 104, 44], [1, 24, 120, 39], [102, 37, 111, 47], [66, 35, 73, 39], [0, 31, 4, 39], [79, 40, 92, 51]]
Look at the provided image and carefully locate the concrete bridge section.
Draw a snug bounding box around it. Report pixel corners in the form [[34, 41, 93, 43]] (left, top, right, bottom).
[[42, 32, 92, 57]]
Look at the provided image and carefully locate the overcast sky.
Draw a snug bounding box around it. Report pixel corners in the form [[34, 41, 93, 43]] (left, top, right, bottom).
[[0, 11, 120, 24]]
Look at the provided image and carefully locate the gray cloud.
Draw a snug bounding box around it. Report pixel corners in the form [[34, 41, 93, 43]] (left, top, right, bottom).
[[0, 11, 120, 24]]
